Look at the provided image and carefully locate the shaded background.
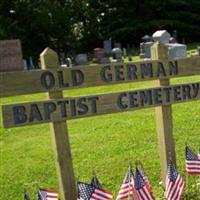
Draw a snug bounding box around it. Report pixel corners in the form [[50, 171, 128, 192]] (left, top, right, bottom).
[[0, 0, 200, 61]]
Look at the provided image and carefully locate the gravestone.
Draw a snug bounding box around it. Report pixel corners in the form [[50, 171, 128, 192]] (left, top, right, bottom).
[[111, 48, 123, 62], [104, 40, 112, 54], [140, 42, 153, 59], [152, 30, 171, 44], [75, 54, 88, 65], [198, 46, 200, 56], [144, 42, 154, 58], [123, 48, 127, 57], [61, 57, 72, 68], [141, 35, 153, 42], [166, 43, 187, 59], [0, 39, 23, 72], [169, 37, 177, 43], [139, 43, 145, 58], [93, 48, 110, 64]]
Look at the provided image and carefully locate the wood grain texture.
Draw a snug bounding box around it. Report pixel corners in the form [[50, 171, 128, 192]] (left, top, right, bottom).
[[0, 56, 200, 98], [40, 48, 77, 200], [151, 43, 176, 185], [3, 81, 200, 128]]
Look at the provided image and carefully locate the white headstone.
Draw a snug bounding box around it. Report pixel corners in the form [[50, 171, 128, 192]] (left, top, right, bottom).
[[152, 30, 171, 44], [0, 39, 23, 72]]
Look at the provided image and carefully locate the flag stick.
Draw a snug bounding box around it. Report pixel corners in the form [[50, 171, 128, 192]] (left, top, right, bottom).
[[128, 163, 133, 200]]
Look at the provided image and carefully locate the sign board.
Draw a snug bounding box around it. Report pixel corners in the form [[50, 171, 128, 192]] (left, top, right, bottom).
[[0, 56, 200, 98], [0, 39, 23, 72], [2, 82, 200, 128]]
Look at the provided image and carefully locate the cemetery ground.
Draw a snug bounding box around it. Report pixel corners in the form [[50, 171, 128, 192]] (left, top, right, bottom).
[[1, 44, 200, 199], [1, 75, 200, 199]]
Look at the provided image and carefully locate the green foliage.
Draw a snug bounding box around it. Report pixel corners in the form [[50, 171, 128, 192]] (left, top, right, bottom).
[[0, 0, 200, 59]]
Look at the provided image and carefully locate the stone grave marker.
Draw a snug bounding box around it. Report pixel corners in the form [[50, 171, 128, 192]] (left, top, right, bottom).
[[166, 43, 187, 59], [140, 42, 153, 59], [152, 30, 171, 44], [93, 48, 110, 64], [0, 39, 23, 72], [75, 54, 88, 65], [103, 40, 112, 54], [111, 47, 123, 62]]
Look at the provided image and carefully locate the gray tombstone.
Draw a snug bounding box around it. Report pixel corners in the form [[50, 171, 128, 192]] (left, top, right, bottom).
[[104, 40, 112, 54], [99, 57, 110, 64], [166, 43, 187, 59], [152, 30, 171, 44], [112, 48, 123, 61], [140, 42, 154, 59], [141, 35, 153, 42], [197, 46, 200, 56], [93, 48, 110, 64], [123, 48, 127, 57], [144, 42, 154, 58], [23, 59, 28, 70], [61, 57, 72, 68], [169, 37, 177, 44], [75, 54, 88, 65]]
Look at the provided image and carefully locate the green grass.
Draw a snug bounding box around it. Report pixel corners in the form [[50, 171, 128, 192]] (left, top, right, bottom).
[[1, 53, 200, 200]]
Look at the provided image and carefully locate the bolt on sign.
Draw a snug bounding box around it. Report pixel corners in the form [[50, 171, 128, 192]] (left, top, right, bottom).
[[0, 43, 200, 200]]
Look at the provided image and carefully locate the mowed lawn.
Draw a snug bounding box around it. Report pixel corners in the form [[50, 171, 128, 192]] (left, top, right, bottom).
[[0, 75, 200, 199]]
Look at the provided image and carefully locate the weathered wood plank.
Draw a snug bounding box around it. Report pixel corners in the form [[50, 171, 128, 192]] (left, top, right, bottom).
[[152, 43, 176, 186], [2, 82, 200, 128], [0, 56, 200, 98], [40, 48, 77, 200]]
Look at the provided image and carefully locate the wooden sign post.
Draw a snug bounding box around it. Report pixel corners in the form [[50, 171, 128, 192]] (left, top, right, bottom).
[[151, 43, 176, 184], [40, 48, 77, 200], [0, 43, 200, 199]]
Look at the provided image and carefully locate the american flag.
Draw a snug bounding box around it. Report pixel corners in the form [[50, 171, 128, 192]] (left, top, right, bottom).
[[185, 146, 200, 175], [165, 161, 185, 200], [134, 168, 155, 200], [91, 175, 102, 189], [77, 182, 112, 200], [116, 166, 136, 200], [37, 189, 58, 200], [138, 165, 151, 192]]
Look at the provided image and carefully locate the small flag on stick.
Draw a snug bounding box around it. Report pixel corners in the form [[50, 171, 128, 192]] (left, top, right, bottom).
[[185, 145, 200, 175], [134, 168, 155, 200], [91, 174, 102, 189], [116, 165, 136, 200], [137, 162, 151, 192], [37, 188, 58, 200], [165, 161, 185, 200], [77, 182, 112, 200]]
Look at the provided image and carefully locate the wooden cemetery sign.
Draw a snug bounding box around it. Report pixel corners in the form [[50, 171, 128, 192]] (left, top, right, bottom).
[[0, 43, 200, 200]]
